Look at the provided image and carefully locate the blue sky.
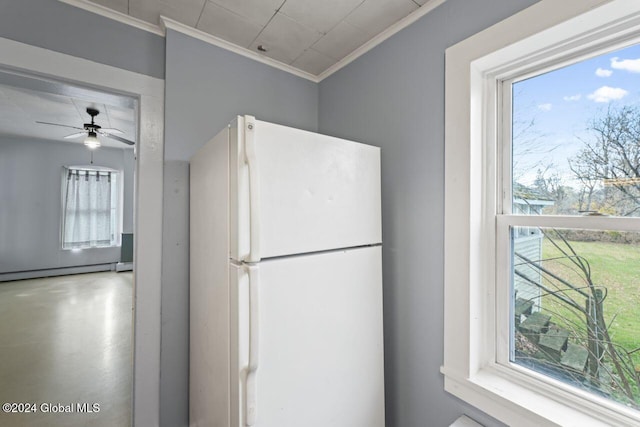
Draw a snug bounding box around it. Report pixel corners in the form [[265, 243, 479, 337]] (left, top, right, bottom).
[[512, 43, 640, 186]]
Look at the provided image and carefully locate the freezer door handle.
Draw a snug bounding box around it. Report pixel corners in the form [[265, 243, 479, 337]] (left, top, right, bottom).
[[245, 264, 260, 425], [244, 115, 261, 263]]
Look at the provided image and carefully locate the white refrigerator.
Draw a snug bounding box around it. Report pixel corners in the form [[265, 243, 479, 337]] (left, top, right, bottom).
[[190, 115, 385, 427]]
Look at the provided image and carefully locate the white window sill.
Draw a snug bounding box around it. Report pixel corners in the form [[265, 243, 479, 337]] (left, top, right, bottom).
[[442, 364, 640, 426]]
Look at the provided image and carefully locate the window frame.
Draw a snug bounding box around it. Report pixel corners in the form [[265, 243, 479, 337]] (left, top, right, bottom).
[[443, 1, 640, 425]]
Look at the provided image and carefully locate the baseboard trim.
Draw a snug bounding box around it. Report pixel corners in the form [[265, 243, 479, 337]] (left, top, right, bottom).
[[0, 263, 116, 282], [116, 262, 134, 272], [449, 415, 484, 427]]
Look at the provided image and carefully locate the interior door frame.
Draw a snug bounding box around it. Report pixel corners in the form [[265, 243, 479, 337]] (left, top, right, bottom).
[[0, 37, 164, 426]]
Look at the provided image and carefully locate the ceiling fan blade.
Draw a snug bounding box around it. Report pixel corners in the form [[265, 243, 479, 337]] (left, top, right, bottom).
[[63, 132, 87, 139], [103, 133, 135, 146], [35, 121, 84, 130], [99, 127, 124, 135]]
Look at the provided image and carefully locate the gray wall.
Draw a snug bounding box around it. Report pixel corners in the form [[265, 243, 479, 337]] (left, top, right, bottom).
[[0, 0, 549, 424], [318, 0, 539, 426], [0, 0, 165, 79], [164, 30, 318, 162], [162, 29, 318, 427], [0, 137, 134, 275]]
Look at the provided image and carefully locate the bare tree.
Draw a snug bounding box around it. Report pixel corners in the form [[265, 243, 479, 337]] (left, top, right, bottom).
[[568, 149, 602, 212], [570, 106, 640, 216], [512, 93, 558, 183], [533, 166, 576, 215]]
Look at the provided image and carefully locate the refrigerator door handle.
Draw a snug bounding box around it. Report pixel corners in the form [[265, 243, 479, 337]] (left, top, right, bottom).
[[245, 264, 260, 425], [244, 115, 261, 263]]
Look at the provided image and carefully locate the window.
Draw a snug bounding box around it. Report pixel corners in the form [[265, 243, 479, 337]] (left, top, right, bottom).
[[505, 43, 640, 412], [62, 167, 121, 249], [443, 1, 640, 426]]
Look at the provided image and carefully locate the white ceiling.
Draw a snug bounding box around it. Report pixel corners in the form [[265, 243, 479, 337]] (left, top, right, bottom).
[[87, 0, 432, 76], [0, 0, 436, 144], [0, 72, 136, 149]]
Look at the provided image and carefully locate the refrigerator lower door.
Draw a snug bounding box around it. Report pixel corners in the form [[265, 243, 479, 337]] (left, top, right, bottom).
[[231, 246, 385, 427]]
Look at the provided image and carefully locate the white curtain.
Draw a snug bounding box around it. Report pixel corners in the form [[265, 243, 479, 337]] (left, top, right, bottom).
[[63, 168, 116, 249]]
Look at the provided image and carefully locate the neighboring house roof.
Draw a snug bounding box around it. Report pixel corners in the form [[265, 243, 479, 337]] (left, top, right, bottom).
[[513, 182, 555, 206]]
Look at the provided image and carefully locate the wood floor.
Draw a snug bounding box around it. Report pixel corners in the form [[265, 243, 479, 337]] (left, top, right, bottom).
[[0, 271, 133, 427]]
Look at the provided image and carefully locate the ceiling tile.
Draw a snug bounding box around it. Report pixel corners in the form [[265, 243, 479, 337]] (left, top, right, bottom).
[[129, 0, 206, 26], [104, 106, 136, 138], [72, 100, 136, 138], [106, 105, 137, 122], [345, 0, 418, 37], [72, 99, 107, 122], [89, 0, 129, 14], [312, 21, 370, 61], [197, 1, 263, 47], [0, 88, 26, 121], [250, 12, 323, 64], [3, 87, 75, 120], [279, 0, 363, 34], [71, 0, 433, 81], [0, 83, 135, 148], [208, 0, 283, 27], [291, 49, 335, 75]]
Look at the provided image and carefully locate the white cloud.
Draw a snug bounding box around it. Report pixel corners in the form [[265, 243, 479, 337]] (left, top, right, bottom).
[[595, 68, 612, 77], [611, 57, 640, 73], [537, 103, 552, 111], [587, 86, 628, 103], [563, 94, 581, 101]]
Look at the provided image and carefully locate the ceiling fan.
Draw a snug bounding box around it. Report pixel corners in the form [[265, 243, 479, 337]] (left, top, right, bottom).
[[36, 107, 134, 149]]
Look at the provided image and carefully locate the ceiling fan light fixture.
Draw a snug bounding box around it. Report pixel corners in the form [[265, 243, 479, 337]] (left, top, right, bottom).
[[37, 107, 134, 146], [84, 131, 100, 149]]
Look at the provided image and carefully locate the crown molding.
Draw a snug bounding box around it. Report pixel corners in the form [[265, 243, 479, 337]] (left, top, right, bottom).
[[58, 0, 164, 36], [59, 0, 447, 82], [159, 17, 319, 82], [317, 0, 447, 81]]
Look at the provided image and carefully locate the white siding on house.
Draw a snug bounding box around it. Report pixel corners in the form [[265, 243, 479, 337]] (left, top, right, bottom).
[[512, 200, 548, 312], [513, 234, 543, 310]]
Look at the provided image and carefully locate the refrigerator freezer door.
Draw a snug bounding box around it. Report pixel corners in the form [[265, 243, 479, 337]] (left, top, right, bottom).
[[231, 246, 385, 427], [230, 116, 382, 261]]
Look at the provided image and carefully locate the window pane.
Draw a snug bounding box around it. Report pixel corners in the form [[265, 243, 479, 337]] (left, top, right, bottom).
[[512, 43, 640, 217], [511, 226, 640, 409]]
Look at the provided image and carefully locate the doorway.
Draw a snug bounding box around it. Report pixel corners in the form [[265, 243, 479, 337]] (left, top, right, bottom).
[[0, 71, 136, 426], [0, 36, 164, 426]]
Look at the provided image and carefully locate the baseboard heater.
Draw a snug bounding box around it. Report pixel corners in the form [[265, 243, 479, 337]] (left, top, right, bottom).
[[0, 263, 115, 282]]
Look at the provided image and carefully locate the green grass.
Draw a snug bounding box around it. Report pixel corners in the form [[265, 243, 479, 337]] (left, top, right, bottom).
[[530, 236, 640, 404], [540, 238, 640, 358]]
